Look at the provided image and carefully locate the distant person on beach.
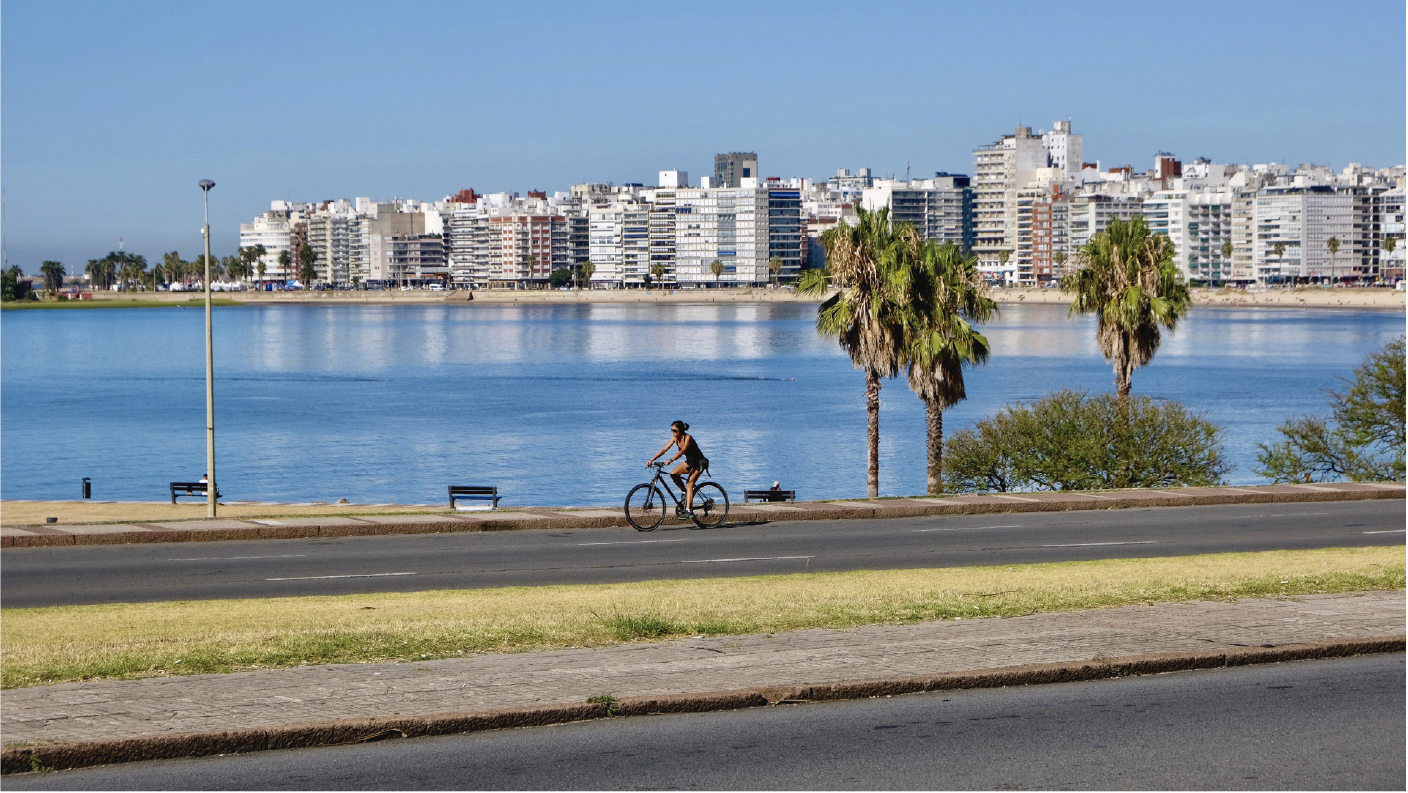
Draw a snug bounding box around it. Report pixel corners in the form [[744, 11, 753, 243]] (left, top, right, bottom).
[[647, 420, 708, 518]]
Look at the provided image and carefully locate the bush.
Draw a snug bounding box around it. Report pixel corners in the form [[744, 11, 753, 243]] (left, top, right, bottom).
[[1256, 336, 1405, 483], [943, 389, 1231, 493], [549, 268, 574, 288]]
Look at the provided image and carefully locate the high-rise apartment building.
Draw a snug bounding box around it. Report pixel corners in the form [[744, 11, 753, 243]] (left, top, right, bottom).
[[714, 152, 758, 189], [972, 123, 1080, 282], [766, 185, 803, 283], [860, 174, 974, 249], [673, 186, 769, 286], [1255, 186, 1354, 282]]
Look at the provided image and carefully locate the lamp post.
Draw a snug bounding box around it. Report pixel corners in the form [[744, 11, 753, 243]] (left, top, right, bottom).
[[199, 179, 218, 518]]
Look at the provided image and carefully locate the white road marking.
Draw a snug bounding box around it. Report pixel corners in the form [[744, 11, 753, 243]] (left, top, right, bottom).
[[169, 554, 309, 561], [266, 572, 417, 581], [1041, 541, 1157, 547], [916, 525, 1022, 532], [1363, 529, 1405, 534], [682, 556, 815, 564], [1232, 512, 1330, 518], [578, 539, 685, 546]]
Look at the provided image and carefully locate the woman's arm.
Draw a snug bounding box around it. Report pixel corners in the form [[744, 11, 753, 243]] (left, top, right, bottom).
[[647, 438, 675, 465]]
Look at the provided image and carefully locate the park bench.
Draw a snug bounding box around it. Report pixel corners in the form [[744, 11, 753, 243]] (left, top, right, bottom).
[[744, 489, 796, 503], [170, 481, 221, 504], [449, 485, 500, 510]]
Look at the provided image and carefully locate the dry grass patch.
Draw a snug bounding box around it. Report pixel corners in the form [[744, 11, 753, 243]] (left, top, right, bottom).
[[2, 546, 1401, 689]]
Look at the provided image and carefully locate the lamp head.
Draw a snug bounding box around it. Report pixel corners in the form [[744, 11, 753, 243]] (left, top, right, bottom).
[[198, 179, 216, 192]]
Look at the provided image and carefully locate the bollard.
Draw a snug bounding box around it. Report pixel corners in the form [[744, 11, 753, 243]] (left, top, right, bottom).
[[82, 477, 92, 499]]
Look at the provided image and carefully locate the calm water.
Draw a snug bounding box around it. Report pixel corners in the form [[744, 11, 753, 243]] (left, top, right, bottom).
[[2, 303, 1402, 506]]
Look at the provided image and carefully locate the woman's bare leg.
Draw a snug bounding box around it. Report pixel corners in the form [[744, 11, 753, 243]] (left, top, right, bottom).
[[685, 467, 702, 508], [670, 462, 690, 501]]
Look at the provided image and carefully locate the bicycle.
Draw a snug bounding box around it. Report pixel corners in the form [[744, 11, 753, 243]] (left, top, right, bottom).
[[624, 462, 730, 530]]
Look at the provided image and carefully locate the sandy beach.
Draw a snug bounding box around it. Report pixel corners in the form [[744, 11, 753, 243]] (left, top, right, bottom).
[[62, 285, 1408, 310]]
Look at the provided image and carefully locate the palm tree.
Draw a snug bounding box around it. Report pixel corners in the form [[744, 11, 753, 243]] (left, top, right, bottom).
[[768, 256, 783, 287], [40, 261, 65, 294], [274, 249, 289, 286], [1272, 241, 1287, 283], [903, 242, 996, 494], [710, 259, 725, 288], [1052, 250, 1068, 280], [1221, 241, 1233, 279], [649, 263, 666, 288], [798, 206, 916, 497], [299, 243, 318, 287], [1064, 216, 1190, 403], [580, 261, 596, 289], [1326, 236, 1340, 283], [161, 251, 185, 287]]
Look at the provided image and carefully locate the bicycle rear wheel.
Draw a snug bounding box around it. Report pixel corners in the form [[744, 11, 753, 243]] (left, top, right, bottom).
[[625, 483, 666, 531], [690, 482, 730, 528]]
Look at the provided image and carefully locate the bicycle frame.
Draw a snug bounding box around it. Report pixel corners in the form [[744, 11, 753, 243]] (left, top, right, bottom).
[[645, 464, 694, 509]]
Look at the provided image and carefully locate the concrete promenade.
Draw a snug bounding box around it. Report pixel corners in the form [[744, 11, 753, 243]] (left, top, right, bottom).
[[2, 592, 1402, 773], [3, 481, 1402, 549]]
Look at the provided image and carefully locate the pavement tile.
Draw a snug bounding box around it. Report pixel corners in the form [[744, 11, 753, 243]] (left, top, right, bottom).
[[2, 591, 1400, 746]]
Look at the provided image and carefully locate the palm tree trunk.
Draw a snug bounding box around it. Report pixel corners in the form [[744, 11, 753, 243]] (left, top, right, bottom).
[[925, 400, 943, 495], [865, 368, 881, 498]]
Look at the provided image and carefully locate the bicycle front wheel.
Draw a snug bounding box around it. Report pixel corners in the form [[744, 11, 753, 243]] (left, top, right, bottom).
[[690, 482, 730, 528], [625, 483, 666, 531]]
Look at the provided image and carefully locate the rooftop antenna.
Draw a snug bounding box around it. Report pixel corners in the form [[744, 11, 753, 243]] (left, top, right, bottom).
[[119, 237, 124, 252], [906, 161, 911, 181]]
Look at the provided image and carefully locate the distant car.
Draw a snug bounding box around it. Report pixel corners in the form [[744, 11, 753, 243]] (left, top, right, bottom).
[[429, 284, 445, 292]]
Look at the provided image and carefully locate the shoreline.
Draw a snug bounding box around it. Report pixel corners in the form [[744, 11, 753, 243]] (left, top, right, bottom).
[[5, 286, 1403, 311]]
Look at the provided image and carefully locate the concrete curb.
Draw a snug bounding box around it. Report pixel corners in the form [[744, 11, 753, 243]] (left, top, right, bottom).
[[2, 483, 1402, 549], [3, 636, 1401, 775]]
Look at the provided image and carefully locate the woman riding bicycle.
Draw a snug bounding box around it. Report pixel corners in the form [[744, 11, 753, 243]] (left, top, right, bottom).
[[647, 420, 708, 518]]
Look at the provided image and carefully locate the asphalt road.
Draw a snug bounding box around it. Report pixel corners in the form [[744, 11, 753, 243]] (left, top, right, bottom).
[[2, 500, 1402, 607], [9, 653, 1403, 790]]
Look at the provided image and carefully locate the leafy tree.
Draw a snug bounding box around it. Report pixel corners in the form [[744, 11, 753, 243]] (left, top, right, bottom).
[[944, 390, 1231, 493], [40, 261, 66, 293], [798, 206, 915, 497], [299, 243, 317, 286], [1063, 216, 1190, 402], [549, 268, 573, 288], [903, 242, 997, 493], [1221, 240, 1233, 263], [1383, 236, 1397, 257], [710, 259, 725, 287], [1256, 337, 1405, 483], [2, 265, 31, 301]]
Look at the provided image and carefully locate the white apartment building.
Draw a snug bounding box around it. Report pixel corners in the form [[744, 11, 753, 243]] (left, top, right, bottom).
[[1255, 187, 1354, 282], [972, 122, 1083, 282], [860, 175, 973, 248], [1382, 188, 1404, 280], [239, 201, 311, 280], [1144, 190, 1241, 283], [673, 186, 770, 286], [1067, 194, 1144, 250]]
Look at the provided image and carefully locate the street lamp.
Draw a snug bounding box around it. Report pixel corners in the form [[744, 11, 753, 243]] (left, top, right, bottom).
[[199, 179, 218, 518]]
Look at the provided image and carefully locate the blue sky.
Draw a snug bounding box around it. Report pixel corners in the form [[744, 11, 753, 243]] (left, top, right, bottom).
[[3, 0, 1404, 269]]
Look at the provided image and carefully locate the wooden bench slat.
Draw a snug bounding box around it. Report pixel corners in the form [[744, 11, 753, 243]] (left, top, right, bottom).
[[743, 489, 796, 503]]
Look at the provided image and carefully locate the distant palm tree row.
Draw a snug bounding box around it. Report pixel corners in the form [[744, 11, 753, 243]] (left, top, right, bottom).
[[801, 208, 1188, 496], [36, 245, 282, 293]]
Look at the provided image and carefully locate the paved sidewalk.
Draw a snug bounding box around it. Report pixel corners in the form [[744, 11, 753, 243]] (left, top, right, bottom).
[[3, 481, 1402, 548], [3, 591, 1402, 756]]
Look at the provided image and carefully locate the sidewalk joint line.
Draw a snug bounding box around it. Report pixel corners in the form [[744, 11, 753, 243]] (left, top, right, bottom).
[[681, 556, 815, 563]]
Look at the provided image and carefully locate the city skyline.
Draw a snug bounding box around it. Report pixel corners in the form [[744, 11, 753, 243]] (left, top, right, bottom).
[[3, 0, 1404, 267]]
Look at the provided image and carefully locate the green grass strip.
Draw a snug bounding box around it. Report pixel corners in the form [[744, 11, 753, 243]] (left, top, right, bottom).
[[1, 546, 1401, 689]]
